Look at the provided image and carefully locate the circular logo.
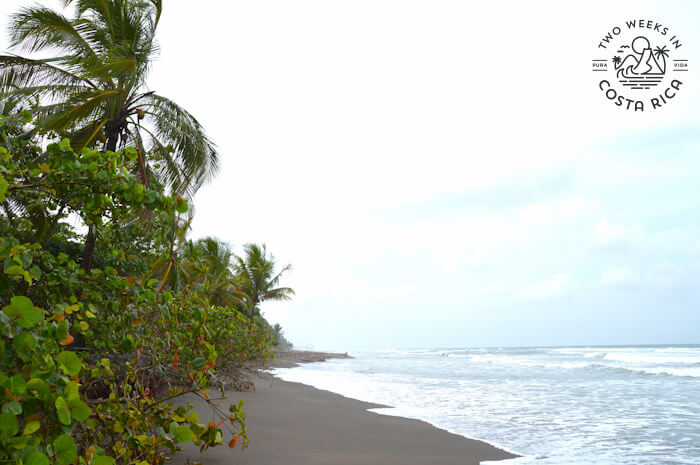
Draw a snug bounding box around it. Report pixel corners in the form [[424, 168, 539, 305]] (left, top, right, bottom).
[[592, 20, 689, 111]]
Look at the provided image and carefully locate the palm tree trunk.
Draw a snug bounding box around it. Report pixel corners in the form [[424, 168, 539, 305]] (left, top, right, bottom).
[[81, 225, 96, 271], [105, 128, 119, 152]]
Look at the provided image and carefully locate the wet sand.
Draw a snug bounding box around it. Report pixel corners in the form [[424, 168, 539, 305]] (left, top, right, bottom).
[[175, 370, 517, 465]]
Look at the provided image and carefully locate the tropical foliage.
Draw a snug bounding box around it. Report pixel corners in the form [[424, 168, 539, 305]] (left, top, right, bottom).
[[0, 0, 217, 197], [0, 2, 295, 464], [0, 115, 292, 465], [234, 243, 294, 322], [0, 0, 221, 273]]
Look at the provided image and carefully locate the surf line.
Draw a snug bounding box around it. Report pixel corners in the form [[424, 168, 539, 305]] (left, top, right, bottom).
[[598, 79, 683, 111]]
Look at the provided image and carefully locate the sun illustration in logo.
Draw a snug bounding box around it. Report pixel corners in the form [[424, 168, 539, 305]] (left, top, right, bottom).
[[614, 36, 670, 89]]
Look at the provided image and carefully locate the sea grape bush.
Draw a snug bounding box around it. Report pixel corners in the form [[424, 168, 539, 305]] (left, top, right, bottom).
[[0, 122, 265, 464], [209, 307, 275, 369]]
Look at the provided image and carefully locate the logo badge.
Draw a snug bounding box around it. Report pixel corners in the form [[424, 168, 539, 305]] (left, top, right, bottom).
[[593, 20, 688, 111]]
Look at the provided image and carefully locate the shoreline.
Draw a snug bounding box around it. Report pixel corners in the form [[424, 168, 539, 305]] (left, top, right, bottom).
[[272, 350, 524, 462], [270, 349, 353, 368], [176, 351, 518, 465], [365, 406, 525, 462]]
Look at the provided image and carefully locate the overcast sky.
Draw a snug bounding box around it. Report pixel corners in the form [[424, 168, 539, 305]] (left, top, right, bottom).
[[2, 1, 700, 350]]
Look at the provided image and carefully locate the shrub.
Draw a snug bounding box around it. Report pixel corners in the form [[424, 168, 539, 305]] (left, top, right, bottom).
[[0, 126, 251, 465]]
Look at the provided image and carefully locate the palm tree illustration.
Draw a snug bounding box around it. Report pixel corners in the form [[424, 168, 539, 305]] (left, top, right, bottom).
[[653, 46, 669, 73], [612, 56, 622, 68]]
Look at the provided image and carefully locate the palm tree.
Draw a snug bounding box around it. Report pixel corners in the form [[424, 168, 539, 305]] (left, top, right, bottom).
[[149, 234, 256, 309], [189, 238, 252, 308], [0, 0, 218, 196], [271, 323, 292, 349], [1, 0, 219, 270], [146, 210, 193, 292], [612, 56, 622, 68], [234, 243, 294, 321], [653, 46, 669, 73]]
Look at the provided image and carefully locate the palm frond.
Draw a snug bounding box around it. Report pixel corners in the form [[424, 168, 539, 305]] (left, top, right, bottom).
[[262, 287, 295, 302], [40, 89, 119, 133], [9, 7, 100, 60], [141, 93, 218, 196], [0, 56, 96, 90]]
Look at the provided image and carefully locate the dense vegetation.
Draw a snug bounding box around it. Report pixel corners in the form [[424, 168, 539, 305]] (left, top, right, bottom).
[[0, 1, 294, 464]]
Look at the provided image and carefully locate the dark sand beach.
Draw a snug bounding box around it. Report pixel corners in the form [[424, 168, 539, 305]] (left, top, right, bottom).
[[175, 352, 517, 465]]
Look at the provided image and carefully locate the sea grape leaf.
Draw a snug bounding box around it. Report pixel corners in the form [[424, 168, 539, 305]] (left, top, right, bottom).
[[69, 398, 92, 421], [0, 412, 18, 439], [53, 434, 77, 465], [0, 175, 7, 202], [26, 378, 50, 399], [22, 420, 40, 435], [173, 425, 193, 443], [2, 401, 21, 415], [56, 351, 82, 376], [55, 397, 71, 425], [91, 456, 115, 465], [2, 296, 42, 328], [25, 451, 49, 465], [8, 375, 26, 394]]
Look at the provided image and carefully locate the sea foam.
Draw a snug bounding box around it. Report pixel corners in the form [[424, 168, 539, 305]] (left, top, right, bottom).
[[273, 345, 700, 465]]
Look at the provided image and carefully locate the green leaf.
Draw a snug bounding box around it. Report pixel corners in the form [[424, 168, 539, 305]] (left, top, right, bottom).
[[2, 296, 42, 328], [8, 375, 26, 394], [12, 333, 36, 351], [124, 146, 138, 161], [26, 378, 50, 399], [25, 451, 49, 465], [69, 398, 92, 421], [0, 412, 18, 440], [53, 434, 77, 465], [56, 351, 82, 376], [2, 401, 21, 415], [55, 397, 71, 425], [22, 420, 40, 435], [5, 265, 23, 276], [191, 357, 206, 369], [175, 196, 188, 213], [173, 425, 193, 443], [58, 139, 71, 151], [119, 336, 135, 351], [17, 306, 41, 327], [91, 456, 115, 465], [65, 381, 79, 401], [0, 175, 7, 202]]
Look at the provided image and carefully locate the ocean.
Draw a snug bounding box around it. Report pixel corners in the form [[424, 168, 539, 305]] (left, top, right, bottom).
[[273, 345, 700, 465]]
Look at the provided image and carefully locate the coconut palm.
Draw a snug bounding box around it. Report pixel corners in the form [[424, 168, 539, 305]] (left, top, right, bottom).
[[145, 210, 193, 292], [612, 56, 622, 68], [0, 0, 218, 196], [234, 243, 294, 320], [1, 0, 219, 270], [190, 238, 238, 306], [182, 237, 252, 309]]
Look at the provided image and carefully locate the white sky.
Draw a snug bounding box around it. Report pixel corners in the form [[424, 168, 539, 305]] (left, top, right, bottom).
[[3, 1, 700, 349]]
